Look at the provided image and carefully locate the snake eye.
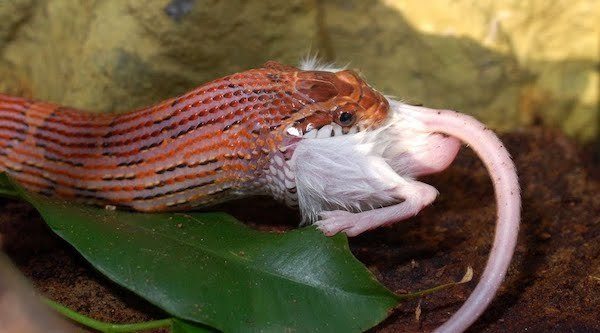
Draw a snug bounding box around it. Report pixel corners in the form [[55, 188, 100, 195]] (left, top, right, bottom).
[[338, 111, 355, 126]]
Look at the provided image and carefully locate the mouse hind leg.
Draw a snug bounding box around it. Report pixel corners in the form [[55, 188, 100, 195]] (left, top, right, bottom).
[[315, 179, 438, 237]]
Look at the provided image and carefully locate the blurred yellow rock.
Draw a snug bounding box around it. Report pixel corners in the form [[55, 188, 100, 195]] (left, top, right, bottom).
[[323, 0, 598, 142], [0, 0, 597, 141]]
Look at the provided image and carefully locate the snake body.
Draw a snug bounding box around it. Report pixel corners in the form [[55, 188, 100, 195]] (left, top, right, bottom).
[[0, 61, 388, 211]]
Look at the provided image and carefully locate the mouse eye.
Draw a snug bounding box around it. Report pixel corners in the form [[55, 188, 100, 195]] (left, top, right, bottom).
[[338, 111, 355, 126]]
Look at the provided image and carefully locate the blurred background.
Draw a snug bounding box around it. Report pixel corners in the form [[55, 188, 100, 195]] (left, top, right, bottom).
[[0, 0, 597, 144]]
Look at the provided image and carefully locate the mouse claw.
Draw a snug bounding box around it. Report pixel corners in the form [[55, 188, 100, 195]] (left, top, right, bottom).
[[316, 210, 357, 236]]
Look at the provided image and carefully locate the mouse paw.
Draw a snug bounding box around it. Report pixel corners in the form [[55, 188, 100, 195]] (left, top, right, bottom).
[[315, 210, 358, 236]]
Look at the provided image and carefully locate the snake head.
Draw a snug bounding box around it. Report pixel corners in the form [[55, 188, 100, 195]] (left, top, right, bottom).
[[285, 69, 389, 138]]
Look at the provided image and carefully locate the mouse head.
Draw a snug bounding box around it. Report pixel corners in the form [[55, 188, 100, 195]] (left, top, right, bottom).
[[285, 69, 390, 138]]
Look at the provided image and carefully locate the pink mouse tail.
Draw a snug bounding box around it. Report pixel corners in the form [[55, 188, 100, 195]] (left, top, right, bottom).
[[401, 104, 521, 333]]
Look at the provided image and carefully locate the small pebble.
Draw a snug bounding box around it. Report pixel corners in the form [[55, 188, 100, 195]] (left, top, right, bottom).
[[538, 232, 551, 240]]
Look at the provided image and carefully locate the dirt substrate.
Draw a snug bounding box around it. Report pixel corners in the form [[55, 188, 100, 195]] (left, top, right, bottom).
[[1, 127, 599, 333]]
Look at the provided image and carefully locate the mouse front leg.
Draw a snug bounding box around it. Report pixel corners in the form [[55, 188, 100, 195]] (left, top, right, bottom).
[[316, 179, 438, 237]]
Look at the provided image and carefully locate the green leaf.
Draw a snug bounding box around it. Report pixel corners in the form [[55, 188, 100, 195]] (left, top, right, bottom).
[[17, 189, 397, 332], [0, 173, 19, 199], [172, 319, 217, 333]]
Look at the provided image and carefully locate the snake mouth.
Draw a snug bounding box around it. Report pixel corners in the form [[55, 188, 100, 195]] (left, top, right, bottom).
[[286, 122, 361, 139], [301, 123, 359, 138]]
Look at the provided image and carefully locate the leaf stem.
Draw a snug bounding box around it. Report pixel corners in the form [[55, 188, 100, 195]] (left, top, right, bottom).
[[395, 266, 474, 301], [43, 298, 172, 333]]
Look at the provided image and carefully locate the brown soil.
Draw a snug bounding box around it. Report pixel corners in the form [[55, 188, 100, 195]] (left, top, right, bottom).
[[1, 127, 599, 333]]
